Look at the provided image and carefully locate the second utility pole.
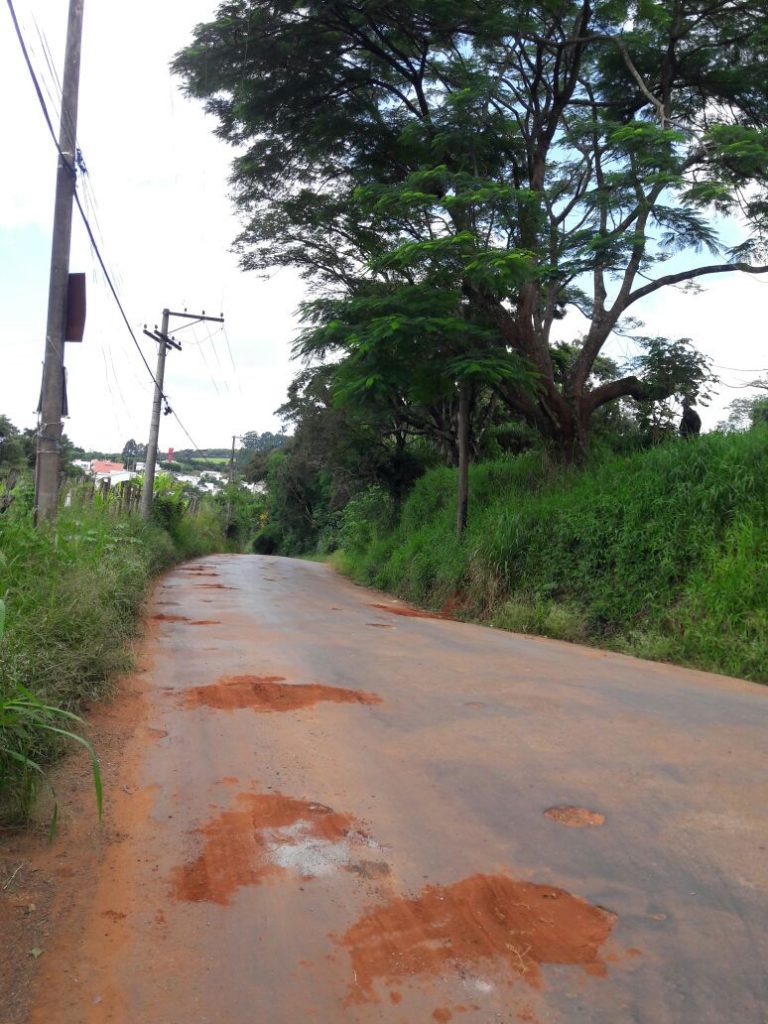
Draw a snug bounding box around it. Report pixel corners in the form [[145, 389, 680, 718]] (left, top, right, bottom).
[[140, 308, 224, 520], [140, 309, 170, 521], [226, 434, 241, 526]]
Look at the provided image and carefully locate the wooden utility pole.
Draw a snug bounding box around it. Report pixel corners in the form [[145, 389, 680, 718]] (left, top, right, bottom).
[[228, 435, 237, 487], [34, 0, 85, 522], [140, 309, 224, 521], [226, 434, 242, 526], [140, 309, 171, 521]]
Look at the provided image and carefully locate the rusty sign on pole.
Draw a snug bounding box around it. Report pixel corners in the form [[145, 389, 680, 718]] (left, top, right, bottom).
[[65, 272, 86, 342]]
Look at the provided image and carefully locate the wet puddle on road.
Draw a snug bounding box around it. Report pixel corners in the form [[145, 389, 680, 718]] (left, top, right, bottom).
[[184, 675, 382, 713], [338, 873, 617, 1005], [171, 792, 377, 905]]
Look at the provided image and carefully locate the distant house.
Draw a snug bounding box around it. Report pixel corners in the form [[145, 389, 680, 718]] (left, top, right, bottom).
[[89, 460, 137, 487], [91, 460, 125, 476]]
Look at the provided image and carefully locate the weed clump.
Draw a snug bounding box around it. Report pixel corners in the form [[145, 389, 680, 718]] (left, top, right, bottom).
[[0, 498, 226, 821]]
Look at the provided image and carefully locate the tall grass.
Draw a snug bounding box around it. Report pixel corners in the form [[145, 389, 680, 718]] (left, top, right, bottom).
[[0, 495, 226, 822], [340, 429, 768, 682]]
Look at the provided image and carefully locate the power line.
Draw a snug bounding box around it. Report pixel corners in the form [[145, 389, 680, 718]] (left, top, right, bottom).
[[7, 0, 205, 454], [713, 363, 767, 374]]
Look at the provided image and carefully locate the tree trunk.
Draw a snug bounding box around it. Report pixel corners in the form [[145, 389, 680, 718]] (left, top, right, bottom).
[[456, 381, 470, 538]]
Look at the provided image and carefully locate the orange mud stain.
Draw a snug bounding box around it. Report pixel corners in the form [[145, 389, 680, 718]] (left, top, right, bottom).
[[171, 792, 358, 905], [102, 909, 126, 922], [152, 613, 191, 623], [369, 602, 441, 620], [389, 991, 403, 1005], [439, 591, 468, 617], [544, 806, 606, 828], [185, 675, 382, 713], [194, 583, 235, 590], [433, 1010, 453, 1022], [190, 619, 222, 626], [340, 873, 616, 1004]]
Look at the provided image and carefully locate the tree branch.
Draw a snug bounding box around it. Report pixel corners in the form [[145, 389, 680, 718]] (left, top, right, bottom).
[[584, 374, 649, 413], [627, 262, 768, 307]]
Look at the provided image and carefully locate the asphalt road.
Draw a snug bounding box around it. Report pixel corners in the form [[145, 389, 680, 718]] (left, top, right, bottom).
[[28, 554, 768, 1024]]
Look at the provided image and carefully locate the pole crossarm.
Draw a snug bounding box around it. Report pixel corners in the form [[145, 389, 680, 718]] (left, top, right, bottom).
[[166, 310, 225, 325], [143, 329, 182, 351]]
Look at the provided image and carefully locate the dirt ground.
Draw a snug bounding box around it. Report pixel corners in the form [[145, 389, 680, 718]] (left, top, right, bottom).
[[1, 554, 767, 1023]]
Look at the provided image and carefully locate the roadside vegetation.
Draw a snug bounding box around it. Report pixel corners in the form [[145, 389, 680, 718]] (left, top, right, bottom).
[[240, 376, 768, 683], [170, 0, 768, 685], [337, 427, 768, 683], [0, 459, 226, 824]]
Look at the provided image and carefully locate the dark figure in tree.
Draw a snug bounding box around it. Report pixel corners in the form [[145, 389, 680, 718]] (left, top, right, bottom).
[[679, 397, 702, 438]]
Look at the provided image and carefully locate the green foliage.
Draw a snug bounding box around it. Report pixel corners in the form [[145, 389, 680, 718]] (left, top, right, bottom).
[[720, 386, 768, 432], [216, 483, 266, 550], [341, 429, 768, 682], [339, 486, 396, 554], [151, 475, 187, 536], [0, 662, 103, 832], [0, 493, 226, 824], [174, 1, 768, 457]]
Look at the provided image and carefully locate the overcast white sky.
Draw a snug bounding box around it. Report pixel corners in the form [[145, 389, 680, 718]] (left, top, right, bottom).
[[1, 0, 767, 455], [1, 0, 302, 454]]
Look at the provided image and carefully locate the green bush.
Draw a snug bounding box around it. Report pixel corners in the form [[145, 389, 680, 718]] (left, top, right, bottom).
[[341, 429, 768, 682]]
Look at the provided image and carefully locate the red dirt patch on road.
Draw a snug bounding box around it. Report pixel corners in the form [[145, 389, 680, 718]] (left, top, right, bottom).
[[544, 806, 606, 828], [185, 676, 382, 713], [439, 591, 469, 618], [339, 873, 616, 1004], [190, 620, 221, 626], [152, 613, 190, 623], [369, 602, 442, 620], [171, 793, 359, 905]]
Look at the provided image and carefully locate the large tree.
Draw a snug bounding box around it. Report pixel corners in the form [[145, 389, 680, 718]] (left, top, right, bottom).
[[174, 0, 768, 459]]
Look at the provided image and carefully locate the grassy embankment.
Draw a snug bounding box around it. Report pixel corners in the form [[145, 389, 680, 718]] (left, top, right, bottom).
[[337, 428, 768, 683], [0, 491, 225, 821]]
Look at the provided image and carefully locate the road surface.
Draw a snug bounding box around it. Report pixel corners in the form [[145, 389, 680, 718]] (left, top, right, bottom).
[[28, 555, 768, 1023]]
